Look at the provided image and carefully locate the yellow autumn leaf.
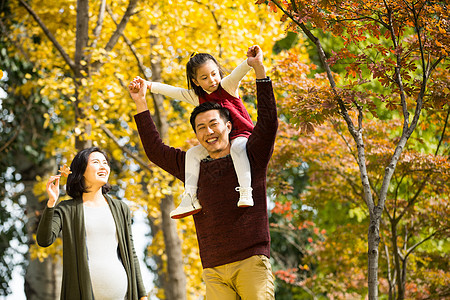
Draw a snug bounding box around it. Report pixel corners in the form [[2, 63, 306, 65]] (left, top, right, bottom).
[[58, 164, 72, 177]]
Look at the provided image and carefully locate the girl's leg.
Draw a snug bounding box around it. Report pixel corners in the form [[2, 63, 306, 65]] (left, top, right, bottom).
[[170, 144, 208, 219], [185, 144, 209, 193], [230, 137, 253, 207]]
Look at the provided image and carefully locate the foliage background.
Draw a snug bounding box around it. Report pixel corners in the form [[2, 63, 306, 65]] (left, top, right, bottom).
[[1, 0, 449, 299]]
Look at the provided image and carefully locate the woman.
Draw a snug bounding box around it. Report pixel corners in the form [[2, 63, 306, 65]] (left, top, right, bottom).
[[37, 147, 148, 300]]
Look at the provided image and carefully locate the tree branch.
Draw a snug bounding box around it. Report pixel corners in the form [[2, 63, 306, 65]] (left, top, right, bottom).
[[428, 56, 445, 78], [0, 96, 34, 153], [377, 1, 432, 222], [395, 106, 448, 221], [384, 1, 409, 129], [108, 10, 168, 137], [189, 0, 223, 57], [271, 0, 375, 214], [104, 0, 139, 52], [91, 0, 139, 72], [90, 0, 106, 49], [436, 106, 450, 156], [405, 2, 426, 138], [383, 242, 396, 295], [404, 229, 444, 260], [0, 18, 30, 60], [105, 5, 147, 77], [99, 122, 152, 172], [18, 0, 77, 73], [384, 3, 446, 224]]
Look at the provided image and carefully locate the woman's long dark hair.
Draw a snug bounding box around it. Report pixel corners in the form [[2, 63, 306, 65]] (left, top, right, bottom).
[[186, 52, 226, 97], [66, 147, 111, 198]]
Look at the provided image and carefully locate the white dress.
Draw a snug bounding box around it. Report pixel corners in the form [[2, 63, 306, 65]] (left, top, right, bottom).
[[84, 205, 128, 299]]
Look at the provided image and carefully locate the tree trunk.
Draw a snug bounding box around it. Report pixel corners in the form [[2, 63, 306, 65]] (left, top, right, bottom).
[[160, 195, 187, 300], [391, 221, 403, 299], [399, 252, 407, 300], [368, 216, 380, 300], [21, 158, 62, 300], [148, 25, 186, 299], [25, 256, 62, 300]]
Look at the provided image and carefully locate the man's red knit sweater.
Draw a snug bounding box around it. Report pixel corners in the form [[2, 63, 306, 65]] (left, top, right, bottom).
[[134, 80, 278, 268]]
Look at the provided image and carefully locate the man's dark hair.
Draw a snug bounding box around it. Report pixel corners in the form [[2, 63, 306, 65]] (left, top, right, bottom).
[[190, 102, 231, 133], [66, 147, 111, 198]]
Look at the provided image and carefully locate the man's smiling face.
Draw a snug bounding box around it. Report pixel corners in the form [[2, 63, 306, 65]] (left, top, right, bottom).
[[194, 109, 232, 159]]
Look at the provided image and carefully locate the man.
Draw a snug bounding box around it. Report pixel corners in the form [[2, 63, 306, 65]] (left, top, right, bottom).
[[129, 45, 278, 299]]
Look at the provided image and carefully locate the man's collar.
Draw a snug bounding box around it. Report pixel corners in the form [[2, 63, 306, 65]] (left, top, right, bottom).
[[201, 154, 231, 162]]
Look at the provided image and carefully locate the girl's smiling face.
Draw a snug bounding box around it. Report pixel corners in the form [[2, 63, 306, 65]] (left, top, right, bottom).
[[192, 60, 222, 93]]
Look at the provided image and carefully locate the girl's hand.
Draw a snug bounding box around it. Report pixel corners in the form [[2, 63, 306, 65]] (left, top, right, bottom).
[[129, 78, 152, 91], [246, 45, 263, 66], [128, 76, 149, 113], [246, 45, 266, 79], [46, 175, 61, 207], [128, 76, 143, 93], [145, 80, 152, 90]]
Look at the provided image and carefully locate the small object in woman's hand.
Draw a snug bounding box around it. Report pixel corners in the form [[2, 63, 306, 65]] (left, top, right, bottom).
[[58, 164, 72, 177]]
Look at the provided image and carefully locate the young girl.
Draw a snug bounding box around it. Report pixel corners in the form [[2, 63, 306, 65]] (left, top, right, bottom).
[[131, 45, 262, 219]]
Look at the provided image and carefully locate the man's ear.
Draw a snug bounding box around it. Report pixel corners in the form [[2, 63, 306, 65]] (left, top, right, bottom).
[[226, 120, 232, 132]]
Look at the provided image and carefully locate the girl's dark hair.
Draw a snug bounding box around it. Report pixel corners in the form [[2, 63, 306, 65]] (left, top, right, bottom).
[[190, 102, 231, 133], [186, 52, 226, 97], [66, 147, 111, 198]]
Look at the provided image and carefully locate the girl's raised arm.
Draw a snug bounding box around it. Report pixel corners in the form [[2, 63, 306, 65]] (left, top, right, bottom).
[[150, 82, 199, 106], [221, 59, 252, 98]]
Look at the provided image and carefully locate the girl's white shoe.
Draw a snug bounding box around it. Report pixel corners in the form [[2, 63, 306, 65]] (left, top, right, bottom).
[[235, 187, 254, 207], [170, 192, 202, 219]]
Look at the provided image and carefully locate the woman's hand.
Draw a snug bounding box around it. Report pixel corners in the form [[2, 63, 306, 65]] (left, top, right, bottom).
[[46, 175, 61, 207]]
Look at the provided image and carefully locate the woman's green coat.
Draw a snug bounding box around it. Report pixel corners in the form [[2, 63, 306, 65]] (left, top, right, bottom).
[[37, 194, 147, 300]]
